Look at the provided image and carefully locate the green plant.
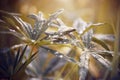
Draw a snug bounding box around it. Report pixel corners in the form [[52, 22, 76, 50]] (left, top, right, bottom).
[[0, 9, 117, 80]]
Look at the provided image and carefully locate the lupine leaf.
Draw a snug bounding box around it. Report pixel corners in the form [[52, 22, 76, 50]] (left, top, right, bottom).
[[80, 23, 104, 36], [41, 46, 81, 66], [91, 53, 111, 69], [92, 37, 110, 50]]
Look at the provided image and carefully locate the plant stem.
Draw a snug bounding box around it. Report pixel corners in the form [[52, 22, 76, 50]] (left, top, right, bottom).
[[111, 7, 120, 78]]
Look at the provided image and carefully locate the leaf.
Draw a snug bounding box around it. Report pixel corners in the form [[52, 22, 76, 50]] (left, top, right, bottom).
[[91, 53, 111, 69], [14, 16, 33, 38], [41, 46, 81, 66], [13, 48, 20, 71], [93, 34, 115, 42], [49, 9, 64, 20], [17, 51, 38, 73], [92, 37, 110, 50], [0, 30, 23, 39], [14, 45, 27, 73], [18, 45, 27, 64], [0, 21, 9, 28], [0, 10, 20, 16], [0, 10, 20, 28], [38, 9, 64, 36], [79, 52, 90, 80], [80, 23, 104, 36], [73, 18, 88, 34]]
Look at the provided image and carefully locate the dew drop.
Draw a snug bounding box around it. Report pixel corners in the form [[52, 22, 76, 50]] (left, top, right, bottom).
[[31, 40, 35, 43], [63, 42, 67, 44], [55, 52, 59, 55], [59, 55, 63, 58], [59, 32, 63, 36], [50, 41, 53, 44]]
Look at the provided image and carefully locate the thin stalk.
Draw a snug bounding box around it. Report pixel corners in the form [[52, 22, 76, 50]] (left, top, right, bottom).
[[111, 8, 120, 78], [28, 43, 36, 58], [64, 64, 77, 80]]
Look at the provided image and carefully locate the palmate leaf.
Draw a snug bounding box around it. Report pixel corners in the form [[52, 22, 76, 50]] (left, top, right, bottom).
[[14, 16, 33, 38], [92, 37, 110, 50], [0, 11, 29, 41], [37, 9, 64, 39], [73, 18, 104, 49]]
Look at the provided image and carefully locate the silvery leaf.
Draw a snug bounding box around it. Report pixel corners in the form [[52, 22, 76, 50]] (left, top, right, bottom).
[[73, 18, 87, 34], [41, 46, 81, 66], [49, 9, 64, 21], [14, 16, 33, 38], [73, 18, 93, 48], [0, 30, 24, 41], [93, 34, 115, 42], [91, 53, 111, 69]]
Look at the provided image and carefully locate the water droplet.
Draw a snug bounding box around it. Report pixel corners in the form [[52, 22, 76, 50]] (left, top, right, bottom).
[[59, 55, 63, 58], [33, 31, 36, 34], [50, 41, 53, 44], [48, 35, 52, 38], [9, 29, 15, 32], [63, 42, 67, 44], [31, 40, 35, 43], [59, 32, 63, 36], [55, 52, 59, 55]]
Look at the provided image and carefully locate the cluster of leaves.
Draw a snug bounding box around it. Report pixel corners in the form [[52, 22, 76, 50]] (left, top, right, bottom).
[[0, 9, 114, 80], [0, 46, 37, 80]]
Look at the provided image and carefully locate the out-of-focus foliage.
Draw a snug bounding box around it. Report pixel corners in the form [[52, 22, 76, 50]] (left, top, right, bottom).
[[0, 45, 38, 80]]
